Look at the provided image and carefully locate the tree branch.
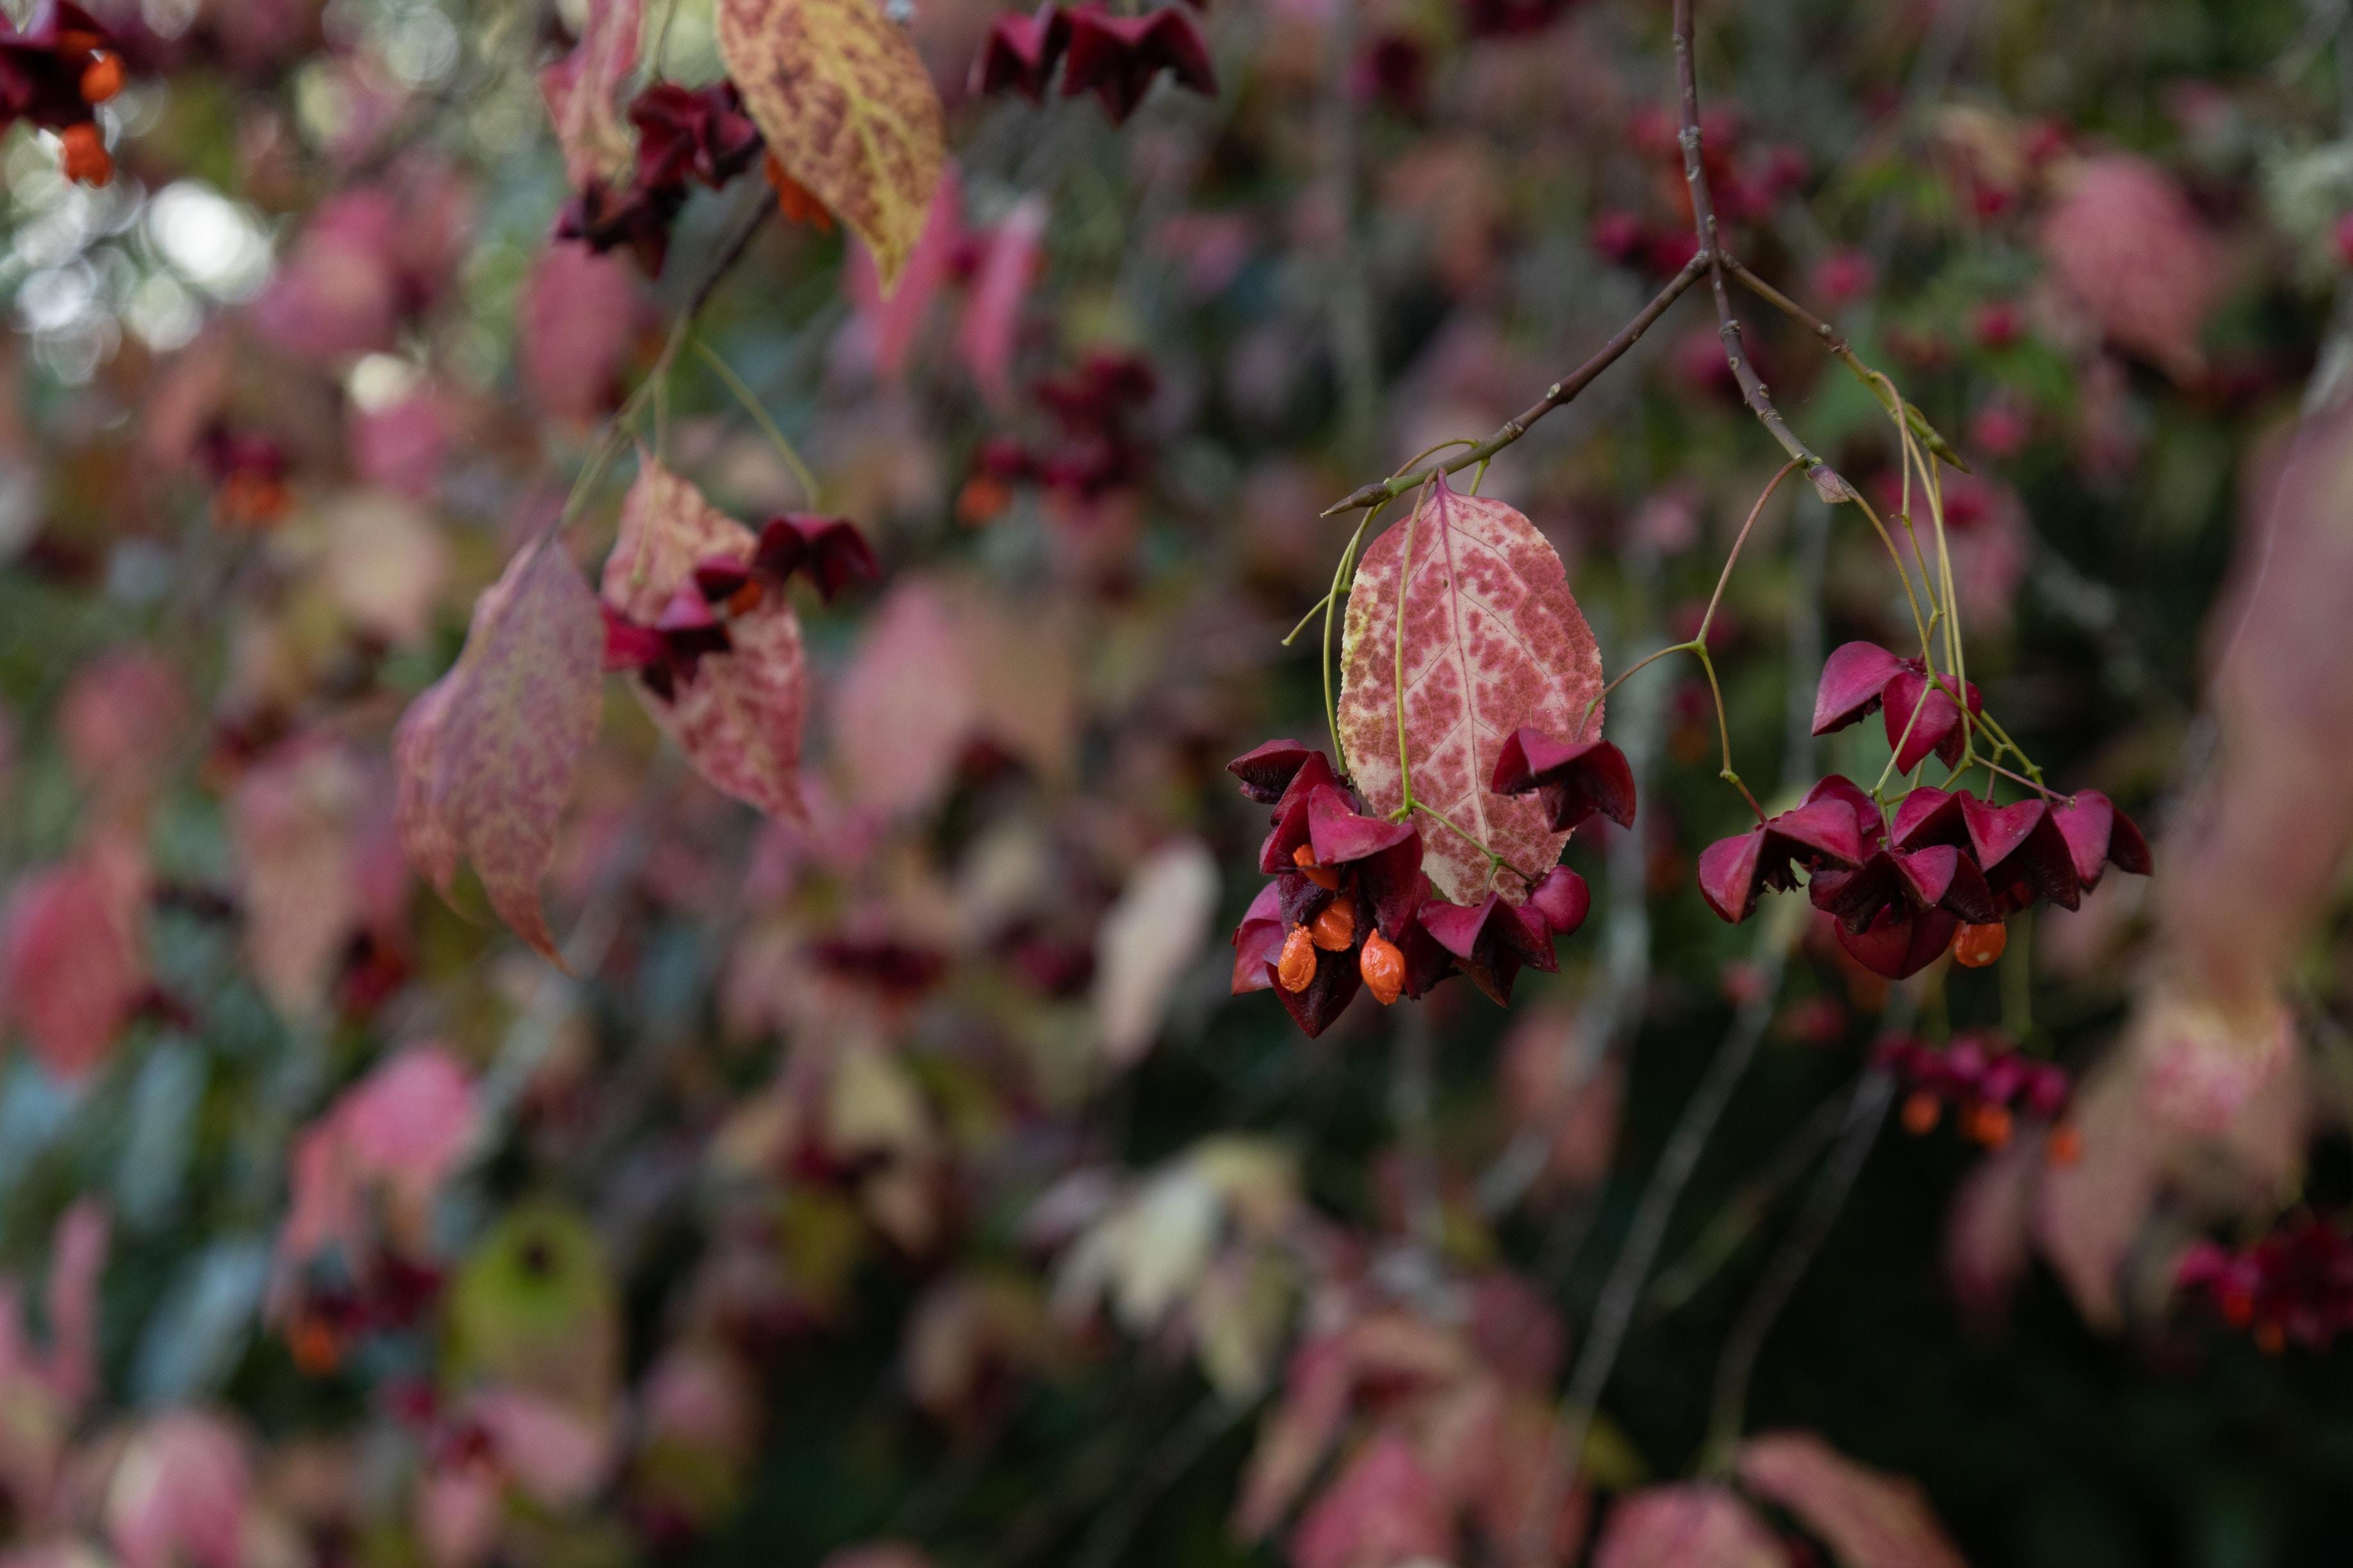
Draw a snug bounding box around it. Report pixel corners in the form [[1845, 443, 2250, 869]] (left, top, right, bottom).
[[1672, 0, 1850, 503], [1320, 251, 1707, 516]]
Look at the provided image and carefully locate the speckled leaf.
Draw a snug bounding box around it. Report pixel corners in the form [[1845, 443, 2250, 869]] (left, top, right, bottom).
[[541, 0, 643, 190], [1593, 1486, 1787, 1568], [1736, 1432, 1967, 1568], [394, 536, 604, 962], [1337, 474, 1604, 904], [718, 0, 946, 293], [605, 457, 808, 823]]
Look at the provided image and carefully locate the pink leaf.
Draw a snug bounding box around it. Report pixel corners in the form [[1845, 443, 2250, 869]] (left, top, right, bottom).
[[831, 581, 979, 818], [603, 458, 810, 822], [819, 1548, 934, 1568], [1289, 1431, 1452, 1568], [280, 1044, 478, 1270], [540, 0, 644, 190], [1593, 1485, 1788, 1568], [1337, 474, 1604, 905], [230, 740, 373, 1019], [58, 648, 185, 800], [1735, 1432, 1967, 1568], [1942, 1139, 2038, 1325], [40, 1199, 107, 1414], [473, 1387, 612, 1508], [395, 535, 606, 961], [519, 239, 642, 426], [106, 1412, 250, 1568], [958, 194, 1048, 404], [0, 854, 144, 1080], [2166, 403, 2353, 1009], [2038, 155, 2220, 383], [250, 190, 403, 364], [1500, 1005, 1622, 1192], [848, 165, 965, 377]]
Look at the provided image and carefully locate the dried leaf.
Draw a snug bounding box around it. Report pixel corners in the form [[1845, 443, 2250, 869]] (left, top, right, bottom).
[[604, 458, 810, 822], [1092, 838, 1219, 1065], [717, 0, 947, 292], [1593, 1485, 1788, 1568], [1337, 473, 1604, 904], [1735, 1432, 1967, 1568], [318, 490, 452, 648], [540, 0, 644, 190], [395, 535, 605, 961]]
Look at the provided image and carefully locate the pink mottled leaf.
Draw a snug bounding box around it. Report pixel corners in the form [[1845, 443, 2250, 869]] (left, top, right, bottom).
[[603, 458, 810, 823], [0, 849, 145, 1079], [1289, 1431, 1451, 1568], [2038, 155, 2220, 384], [958, 193, 1048, 403], [540, 0, 644, 190], [395, 536, 605, 962], [1337, 474, 1605, 904], [1736, 1432, 1967, 1568], [1594, 1485, 1788, 1568]]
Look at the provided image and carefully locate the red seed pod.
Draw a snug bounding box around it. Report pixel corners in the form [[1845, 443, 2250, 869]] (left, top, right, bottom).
[[1359, 930, 1404, 1006], [1276, 927, 1317, 993]]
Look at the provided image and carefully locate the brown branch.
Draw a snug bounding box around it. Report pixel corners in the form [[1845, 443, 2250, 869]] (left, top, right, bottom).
[[1320, 250, 1707, 516], [1672, 0, 1852, 505], [1719, 250, 1973, 474]]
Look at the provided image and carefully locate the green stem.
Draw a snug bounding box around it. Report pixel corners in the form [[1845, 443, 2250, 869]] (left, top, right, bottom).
[[692, 337, 822, 508]]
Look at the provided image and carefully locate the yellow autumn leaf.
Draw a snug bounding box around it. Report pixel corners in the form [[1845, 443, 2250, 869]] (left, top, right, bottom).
[[717, 0, 945, 293]]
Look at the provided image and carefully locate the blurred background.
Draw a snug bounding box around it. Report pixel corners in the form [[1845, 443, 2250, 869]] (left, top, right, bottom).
[[1, 0, 2351, 1564]]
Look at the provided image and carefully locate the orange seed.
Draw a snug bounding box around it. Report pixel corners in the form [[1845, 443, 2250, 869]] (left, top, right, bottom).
[[1360, 930, 1404, 1005], [1310, 896, 1356, 951], [1276, 926, 1317, 993], [1951, 921, 2007, 969], [1292, 843, 1340, 891]]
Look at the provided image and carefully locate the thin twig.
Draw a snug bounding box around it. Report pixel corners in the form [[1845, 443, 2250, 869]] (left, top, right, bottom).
[[1701, 1065, 1894, 1464], [1518, 923, 1794, 1558], [1672, 0, 1841, 499], [1321, 253, 1707, 515]]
